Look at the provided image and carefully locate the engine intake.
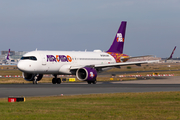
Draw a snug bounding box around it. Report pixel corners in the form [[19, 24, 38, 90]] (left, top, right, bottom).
[[22, 72, 43, 81], [76, 67, 97, 81]]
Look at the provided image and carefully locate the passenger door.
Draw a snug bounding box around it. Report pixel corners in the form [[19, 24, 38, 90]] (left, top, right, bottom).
[[40, 54, 46, 65]]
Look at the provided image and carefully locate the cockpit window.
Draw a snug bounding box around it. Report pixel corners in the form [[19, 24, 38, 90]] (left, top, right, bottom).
[[21, 56, 37, 61]]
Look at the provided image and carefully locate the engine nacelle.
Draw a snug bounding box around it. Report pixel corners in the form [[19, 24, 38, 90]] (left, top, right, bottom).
[[22, 72, 43, 81], [76, 67, 97, 81]]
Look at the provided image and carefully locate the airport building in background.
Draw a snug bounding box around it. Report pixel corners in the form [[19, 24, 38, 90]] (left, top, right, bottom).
[[0, 50, 27, 62]]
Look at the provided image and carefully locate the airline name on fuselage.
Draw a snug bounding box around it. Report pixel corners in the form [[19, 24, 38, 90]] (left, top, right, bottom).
[[47, 54, 110, 63], [100, 54, 109, 57], [47, 55, 72, 62]]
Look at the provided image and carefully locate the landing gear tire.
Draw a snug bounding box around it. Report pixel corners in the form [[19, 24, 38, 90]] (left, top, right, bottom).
[[87, 81, 91, 84], [52, 78, 57, 84], [57, 78, 61, 84], [92, 80, 97, 84], [52, 78, 61, 84], [87, 80, 97, 84]]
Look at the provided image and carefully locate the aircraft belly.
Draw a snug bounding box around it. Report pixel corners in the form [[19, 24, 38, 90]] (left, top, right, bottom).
[[34, 63, 60, 74]]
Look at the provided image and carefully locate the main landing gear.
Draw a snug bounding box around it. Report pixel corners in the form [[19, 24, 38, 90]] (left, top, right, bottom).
[[52, 75, 61, 84], [87, 79, 97, 84]]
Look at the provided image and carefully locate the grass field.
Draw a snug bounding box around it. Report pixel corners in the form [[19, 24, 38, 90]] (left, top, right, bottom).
[[0, 64, 180, 119], [0, 92, 180, 120]]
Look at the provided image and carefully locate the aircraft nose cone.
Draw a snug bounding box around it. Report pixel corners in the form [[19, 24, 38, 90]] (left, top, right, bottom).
[[17, 61, 25, 71]]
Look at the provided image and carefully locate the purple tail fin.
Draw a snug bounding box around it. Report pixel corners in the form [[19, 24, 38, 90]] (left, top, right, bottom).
[[167, 46, 176, 60], [6, 49, 10, 60], [107, 21, 127, 53]]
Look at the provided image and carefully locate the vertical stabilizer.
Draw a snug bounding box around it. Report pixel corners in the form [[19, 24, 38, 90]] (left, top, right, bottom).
[[167, 46, 176, 60], [6, 49, 10, 60], [107, 21, 127, 53]]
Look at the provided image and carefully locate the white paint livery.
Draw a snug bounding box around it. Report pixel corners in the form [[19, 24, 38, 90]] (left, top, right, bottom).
[[17, 50, 158, 84], [17, 21, 159, 84], [18, 51, 115, 74]]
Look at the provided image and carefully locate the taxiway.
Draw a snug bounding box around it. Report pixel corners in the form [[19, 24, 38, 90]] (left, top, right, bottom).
[[0, 76, 180, 98]]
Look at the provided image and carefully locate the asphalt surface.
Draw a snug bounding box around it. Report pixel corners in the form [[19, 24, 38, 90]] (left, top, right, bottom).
[[0, 76, 180, 98]]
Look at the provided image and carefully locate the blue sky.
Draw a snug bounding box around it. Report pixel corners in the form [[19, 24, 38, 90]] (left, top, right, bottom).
[[0, 0, 179, 57]]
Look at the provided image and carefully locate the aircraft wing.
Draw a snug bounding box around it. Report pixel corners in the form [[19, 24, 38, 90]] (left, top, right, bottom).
[[70, 60, 159, 70]]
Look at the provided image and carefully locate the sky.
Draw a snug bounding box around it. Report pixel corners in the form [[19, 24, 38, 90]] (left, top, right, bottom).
[[0, 0, 179, 58]]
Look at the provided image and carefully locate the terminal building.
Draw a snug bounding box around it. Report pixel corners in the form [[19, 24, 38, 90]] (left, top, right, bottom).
[[0, 50, 27, 64]]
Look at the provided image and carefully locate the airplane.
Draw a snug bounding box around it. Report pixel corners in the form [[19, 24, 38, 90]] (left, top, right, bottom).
[[2, 49, 17, 65], [167, 46, 176, 60], [17, 21, 159, 84]]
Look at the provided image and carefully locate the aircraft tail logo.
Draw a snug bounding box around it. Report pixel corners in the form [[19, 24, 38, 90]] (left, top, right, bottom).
[[116, 33, 124, 42], [107, 21, 127, 53]]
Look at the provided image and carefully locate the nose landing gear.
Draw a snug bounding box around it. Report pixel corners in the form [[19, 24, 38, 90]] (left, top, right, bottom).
[[31, 74, 43, 84], [33, 76, 38, 84], [33, 80, 37, 84]]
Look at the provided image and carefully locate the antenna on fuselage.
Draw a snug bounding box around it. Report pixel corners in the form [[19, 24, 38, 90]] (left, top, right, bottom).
[[36, 48, 38, 51]]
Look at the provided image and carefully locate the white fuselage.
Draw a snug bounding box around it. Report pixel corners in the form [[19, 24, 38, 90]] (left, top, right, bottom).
[[17, 50, 116, 74]]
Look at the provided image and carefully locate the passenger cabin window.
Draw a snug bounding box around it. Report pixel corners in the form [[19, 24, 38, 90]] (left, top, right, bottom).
[[21, 56, 37, 61]]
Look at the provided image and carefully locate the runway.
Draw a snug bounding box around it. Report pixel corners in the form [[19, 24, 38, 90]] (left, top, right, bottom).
[[0, 76, 180, 98]]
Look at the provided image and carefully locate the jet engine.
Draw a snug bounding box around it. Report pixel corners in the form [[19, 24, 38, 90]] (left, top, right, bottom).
[[76, 67, 97, 81], [22, 72, 43, 81]]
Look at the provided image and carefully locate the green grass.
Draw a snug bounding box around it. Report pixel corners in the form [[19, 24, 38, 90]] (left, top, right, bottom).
[[0, 69, 21, 76], [0, 92, 180, 120]]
